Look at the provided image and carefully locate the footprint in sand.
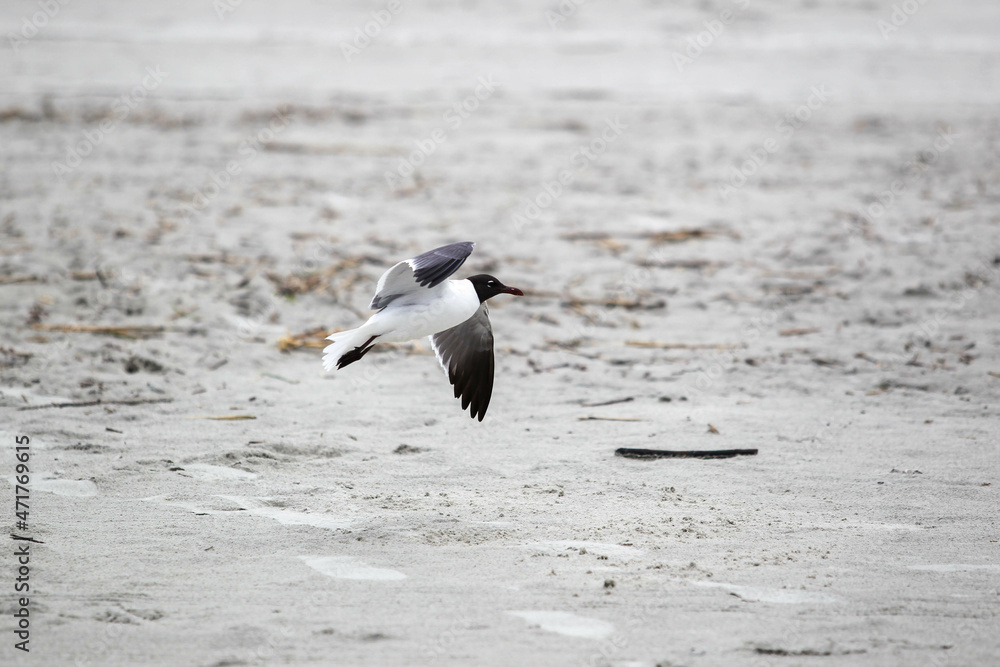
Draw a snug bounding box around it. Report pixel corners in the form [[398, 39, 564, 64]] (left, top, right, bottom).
[[181, 463, 258, 481], [143, 494, 351, 529], [908, 564, 1000, 573], [299, 555, 406, 581], [218, 496, 351, 530], [8, 475, 97, 497], [522, 540, 642, 559], [508, 611, 615, 640], [690, 581, 840, 604], [141, 495, 236, 515]]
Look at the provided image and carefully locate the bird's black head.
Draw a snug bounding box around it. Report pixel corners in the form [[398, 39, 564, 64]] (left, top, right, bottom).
[[468, 274, 525, 303]]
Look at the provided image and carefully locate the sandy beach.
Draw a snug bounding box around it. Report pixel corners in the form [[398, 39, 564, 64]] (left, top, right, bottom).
[[2, 1, 999, 665]]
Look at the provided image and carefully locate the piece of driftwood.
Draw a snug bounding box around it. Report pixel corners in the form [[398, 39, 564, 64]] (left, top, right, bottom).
[[32, 324, 166, 339], [626, 340, 744, 350], [615, 447, 758, 460], [560, 228, 733, 244], [0, 274, 42, 285], [18, 397, 173, 411], [200, 415, 256, 421], [778, 327, 819, 337], [580, 397, 634, 407], [277, 327, 330, 351], [562, 297, 666, 310]]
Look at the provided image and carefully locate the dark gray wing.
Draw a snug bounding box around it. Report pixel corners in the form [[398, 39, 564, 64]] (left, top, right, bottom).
[[430, 303, 494, 422], [370, 242, 475, 310], [409, 242, 475, 288]]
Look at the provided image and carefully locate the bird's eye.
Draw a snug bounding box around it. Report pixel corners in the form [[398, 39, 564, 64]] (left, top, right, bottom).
[[488, 280, 495, 286]]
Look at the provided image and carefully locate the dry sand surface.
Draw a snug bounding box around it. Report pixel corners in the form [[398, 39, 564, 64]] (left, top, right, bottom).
[[2, 1, 999, 665]]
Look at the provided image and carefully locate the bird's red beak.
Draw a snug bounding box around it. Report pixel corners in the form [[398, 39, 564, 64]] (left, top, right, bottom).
[[502, 286, 524, 296]]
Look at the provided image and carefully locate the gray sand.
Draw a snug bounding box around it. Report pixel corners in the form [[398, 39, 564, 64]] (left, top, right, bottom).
[[2, 1, 999, 665]]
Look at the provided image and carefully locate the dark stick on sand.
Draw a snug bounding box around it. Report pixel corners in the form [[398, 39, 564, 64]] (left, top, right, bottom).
[[616, 447, 758, 460], [18, 397, 174, 411], [580, 396, 635, 408]]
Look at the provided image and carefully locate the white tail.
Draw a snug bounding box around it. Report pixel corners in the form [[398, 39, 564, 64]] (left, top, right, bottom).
[[322, 327, 374, 372]]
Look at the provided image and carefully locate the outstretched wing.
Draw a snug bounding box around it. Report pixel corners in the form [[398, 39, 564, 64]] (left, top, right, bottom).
[[430, 303, 495, 421], [370, 241, 475, 310]]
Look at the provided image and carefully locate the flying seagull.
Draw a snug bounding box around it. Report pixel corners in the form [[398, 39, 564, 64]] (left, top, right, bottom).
[[322, 242, 523, 421]]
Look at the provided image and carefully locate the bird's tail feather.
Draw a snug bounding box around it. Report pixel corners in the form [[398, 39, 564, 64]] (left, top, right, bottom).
[[322, 327, 378, 372]]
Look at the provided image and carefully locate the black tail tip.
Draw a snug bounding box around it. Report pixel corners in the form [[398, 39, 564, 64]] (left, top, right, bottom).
[[336, 338, 378, 369]]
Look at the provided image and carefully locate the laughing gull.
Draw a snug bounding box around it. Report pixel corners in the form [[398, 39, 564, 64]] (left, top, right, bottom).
[[322, 242, 523, 421]]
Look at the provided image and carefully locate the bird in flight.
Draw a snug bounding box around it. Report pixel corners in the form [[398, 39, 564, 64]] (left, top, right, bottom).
[[322, 242, 523, 421]]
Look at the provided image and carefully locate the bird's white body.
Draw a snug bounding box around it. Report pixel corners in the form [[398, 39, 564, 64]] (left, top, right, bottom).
[[365, 279, 480, 342], [322, 279, 479, 371]]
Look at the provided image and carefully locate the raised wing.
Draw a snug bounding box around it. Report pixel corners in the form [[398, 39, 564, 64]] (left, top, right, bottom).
[[370, 242, 475, 310], [430, 303, 494, 421]]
